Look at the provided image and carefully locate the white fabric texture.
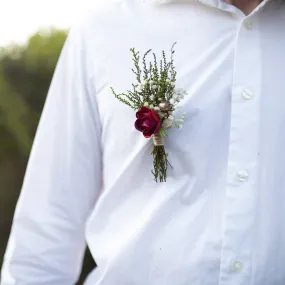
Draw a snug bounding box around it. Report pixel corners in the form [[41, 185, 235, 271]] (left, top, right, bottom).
[[2, 0, 285, 284]]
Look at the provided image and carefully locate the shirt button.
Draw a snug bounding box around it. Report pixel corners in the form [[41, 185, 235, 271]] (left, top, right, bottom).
[[232, 260, 243, 273], [242, 88, 254, 100], [236, 170, 249, 182], [243, 20, 253, 30]]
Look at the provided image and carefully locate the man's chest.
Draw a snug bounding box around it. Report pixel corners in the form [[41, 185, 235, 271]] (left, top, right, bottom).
[[91, 0, 285, 150], [84, 4, 285, 284]]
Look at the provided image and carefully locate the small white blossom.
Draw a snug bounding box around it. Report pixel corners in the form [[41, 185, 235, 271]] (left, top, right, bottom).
[[150, 95, 155, 101], [143, 80, 149, 85], [152, 85, 158, 90], [149, 80, 155, 85], [178, 125, 183, 129], [169, 98, 175, 105], [144, 102, 149, 107], [150, 104, 154, 109], [154, 106, 160, 111], [175, 88, 183, 95], [159, 97, 164, 101], [171, 82, 175, 87], [180, 90, 187, 98]]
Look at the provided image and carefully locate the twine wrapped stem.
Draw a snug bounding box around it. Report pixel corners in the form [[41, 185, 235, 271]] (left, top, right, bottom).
[[152, 133, 165, 146]]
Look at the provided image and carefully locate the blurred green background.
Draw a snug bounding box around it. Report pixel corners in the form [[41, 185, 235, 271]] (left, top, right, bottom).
[[0, 28, 96, 284]]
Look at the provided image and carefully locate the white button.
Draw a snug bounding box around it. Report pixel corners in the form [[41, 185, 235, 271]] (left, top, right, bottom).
[[242, 88, 254, 100], [243, 20, 253, 30], [236, 170, 249, 182], [232, 260, 243, 273]]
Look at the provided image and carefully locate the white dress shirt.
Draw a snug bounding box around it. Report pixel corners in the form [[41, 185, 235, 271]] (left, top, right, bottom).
[[2, 0, 285, 284]]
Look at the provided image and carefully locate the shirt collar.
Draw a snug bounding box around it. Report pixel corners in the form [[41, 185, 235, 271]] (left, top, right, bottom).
[[148, 0, 272, 6], [147, 0, 273, 15]]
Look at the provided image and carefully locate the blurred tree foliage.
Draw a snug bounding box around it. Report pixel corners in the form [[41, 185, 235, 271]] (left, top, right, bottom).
[[0, 28, 95, 284]]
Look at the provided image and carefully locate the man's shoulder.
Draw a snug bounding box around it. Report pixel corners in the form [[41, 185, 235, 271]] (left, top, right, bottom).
[[66, 0, 147, 53], [68, 0, 160, 47], [76, 0, 144, 30]]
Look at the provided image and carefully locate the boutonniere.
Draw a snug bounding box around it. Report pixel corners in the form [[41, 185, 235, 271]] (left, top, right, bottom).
[[111, 43, 188, 182]]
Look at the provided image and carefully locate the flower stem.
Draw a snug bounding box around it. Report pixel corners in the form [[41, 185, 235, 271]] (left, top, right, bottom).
[[151, 145, 172, 182]]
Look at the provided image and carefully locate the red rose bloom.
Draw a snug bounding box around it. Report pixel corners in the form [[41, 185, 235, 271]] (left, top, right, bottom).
[[135, 107, 161, 138]]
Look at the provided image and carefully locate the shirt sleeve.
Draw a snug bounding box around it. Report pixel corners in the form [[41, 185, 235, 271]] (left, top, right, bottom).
[[1, 21, 102, 285]]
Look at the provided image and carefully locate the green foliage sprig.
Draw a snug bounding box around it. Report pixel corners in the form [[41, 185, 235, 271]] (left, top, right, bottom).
[[111, 43, 177, 111]]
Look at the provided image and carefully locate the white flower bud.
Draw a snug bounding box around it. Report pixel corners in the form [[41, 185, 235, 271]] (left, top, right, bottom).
[[171, 82, 175, 87], [144, 102, 149, 107], [154, 106, 160, 111], [169, 98, 175, 105], [152, 85, 158, 90], [144, 80, 149, 85], [159, 101, 170, 111], [162, 118, 173, 129], [150, 95, 155, 101], [149, 80, 155, 85], [150, 104, 154, 109]]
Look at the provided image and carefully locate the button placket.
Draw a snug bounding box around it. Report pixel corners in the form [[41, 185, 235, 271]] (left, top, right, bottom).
[[219, 17, 261, 285]]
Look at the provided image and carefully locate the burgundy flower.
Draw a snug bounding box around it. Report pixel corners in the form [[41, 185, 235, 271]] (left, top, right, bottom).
[[135, 107, 161, 138]]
